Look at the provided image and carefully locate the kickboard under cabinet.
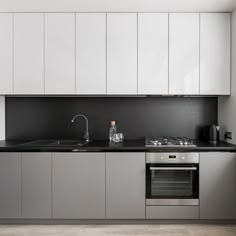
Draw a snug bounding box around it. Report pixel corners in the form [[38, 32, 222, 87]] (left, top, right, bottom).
[[146, 206, 199, 219]]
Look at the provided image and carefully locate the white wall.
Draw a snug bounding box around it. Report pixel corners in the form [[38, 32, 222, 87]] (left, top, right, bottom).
[[218, 10, 236, 144], [0, 96, 5, 140], [0, 0, 235, 12]]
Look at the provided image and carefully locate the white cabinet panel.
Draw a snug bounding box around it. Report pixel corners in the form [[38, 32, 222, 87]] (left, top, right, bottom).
[[200, 13, 230, 95], [0, 14, 13, 94], [45, 13, 75, 94], [138, 13, 168, 95], [14, 13, 44, 94], [169, 13, 200, 95], [76, 13, 106, 95], [107, 13, 137, 95]]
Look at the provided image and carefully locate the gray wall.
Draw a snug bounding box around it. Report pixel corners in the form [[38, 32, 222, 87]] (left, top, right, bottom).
[[5, 96, 217, 140], [218, 9, 236, 144]]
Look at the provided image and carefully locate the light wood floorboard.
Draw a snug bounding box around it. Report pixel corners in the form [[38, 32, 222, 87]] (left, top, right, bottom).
[[0, 224, 235, 236]]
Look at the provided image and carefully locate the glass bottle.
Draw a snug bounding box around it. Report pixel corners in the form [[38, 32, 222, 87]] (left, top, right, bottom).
[[109, 121, 117, 142]]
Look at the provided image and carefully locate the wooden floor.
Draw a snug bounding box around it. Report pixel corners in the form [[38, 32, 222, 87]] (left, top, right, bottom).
[[0, 224, 235, 236]]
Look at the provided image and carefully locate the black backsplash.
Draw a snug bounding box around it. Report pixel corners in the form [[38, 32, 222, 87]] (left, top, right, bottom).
[[5, 97, 217, 140]]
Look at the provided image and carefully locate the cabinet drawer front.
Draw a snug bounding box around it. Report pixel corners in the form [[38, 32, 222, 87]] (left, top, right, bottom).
[[146, 206, 199, 219]]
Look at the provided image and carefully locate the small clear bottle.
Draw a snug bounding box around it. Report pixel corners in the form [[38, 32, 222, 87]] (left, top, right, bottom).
[[109, 121, 117, 142]]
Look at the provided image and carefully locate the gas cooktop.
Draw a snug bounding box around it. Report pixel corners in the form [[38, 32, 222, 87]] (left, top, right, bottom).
[[145, 136, 197, 147]]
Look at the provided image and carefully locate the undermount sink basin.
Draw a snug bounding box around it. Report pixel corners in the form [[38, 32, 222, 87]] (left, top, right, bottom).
[[50, 140, 88, 147], [21, 140, 88, 147]]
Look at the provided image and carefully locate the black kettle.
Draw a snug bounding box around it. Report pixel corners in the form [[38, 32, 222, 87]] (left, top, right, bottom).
[[203, 125, 220, 142]]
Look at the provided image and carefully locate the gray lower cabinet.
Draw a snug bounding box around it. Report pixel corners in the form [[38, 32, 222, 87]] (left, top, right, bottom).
[[0, 153, 21, 218], [52, 153, 105, 219], [200, 152, 236, 219], [106, 152, 145, 219], [22, 153, 52, 218]]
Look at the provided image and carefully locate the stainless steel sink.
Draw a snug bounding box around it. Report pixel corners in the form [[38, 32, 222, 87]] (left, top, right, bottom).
[[50, 140, 88, 147], [21, 140, 88, 147]]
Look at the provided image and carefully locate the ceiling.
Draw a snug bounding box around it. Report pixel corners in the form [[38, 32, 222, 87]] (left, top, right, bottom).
[[0, 0, 236, 12]]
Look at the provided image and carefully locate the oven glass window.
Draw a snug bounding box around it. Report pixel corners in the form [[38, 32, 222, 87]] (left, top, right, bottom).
[[146, 164, 199, 199]]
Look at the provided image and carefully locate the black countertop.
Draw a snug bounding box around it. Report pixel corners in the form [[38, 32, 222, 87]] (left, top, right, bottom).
[[0, 139, 236, 152]]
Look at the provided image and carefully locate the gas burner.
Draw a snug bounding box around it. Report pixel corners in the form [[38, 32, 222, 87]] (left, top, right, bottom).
[[145, 136, 196, 147]]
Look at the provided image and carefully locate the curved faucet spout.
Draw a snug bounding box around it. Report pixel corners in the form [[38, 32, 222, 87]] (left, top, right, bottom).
[[71, 114, 89, 143]]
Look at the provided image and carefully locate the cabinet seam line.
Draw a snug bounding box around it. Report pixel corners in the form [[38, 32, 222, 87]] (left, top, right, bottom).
[[51, 153, 53, 218], [21, 153, 22, 218], [75, 13, 77, 95], [199, 13, 201, 95], [43, 13, 45, 95], [168, 13, 170, 94], [137, 13, 138, 95], [12, 14, 14, 94], [106, 13, 108, 95]]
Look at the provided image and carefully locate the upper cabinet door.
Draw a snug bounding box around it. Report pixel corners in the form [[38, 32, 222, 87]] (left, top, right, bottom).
[[138, 13, 168, 95], [107, 13, 137, 95], [45, 13, 75, 95], [14, 13, 44, 94], [169, 13, 200, 95], [200, 13, 230, 95], [76, 13, 106, 95], [0, 14, 13, 95]]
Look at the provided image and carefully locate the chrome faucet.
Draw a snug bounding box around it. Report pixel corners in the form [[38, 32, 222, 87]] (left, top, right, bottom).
[[71, 114, 90, 143]]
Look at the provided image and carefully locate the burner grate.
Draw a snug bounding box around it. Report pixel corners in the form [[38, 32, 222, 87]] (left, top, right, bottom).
[[145, 136, 196, 147]]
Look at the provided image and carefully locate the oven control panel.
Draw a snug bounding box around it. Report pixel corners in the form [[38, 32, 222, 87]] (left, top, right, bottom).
[[146, 153, 199, 163]]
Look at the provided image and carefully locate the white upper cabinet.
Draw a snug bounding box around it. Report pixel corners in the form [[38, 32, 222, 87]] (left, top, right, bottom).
[[76, 13, 106, 95], [169, 13, 200, 95], [14, 13, 44, 94], [138, 13, 168, 95], [45, 13, 75, 95], [200, 13, 230, 95], [0, 14, 13, 94], [107, 13, 137, 95]]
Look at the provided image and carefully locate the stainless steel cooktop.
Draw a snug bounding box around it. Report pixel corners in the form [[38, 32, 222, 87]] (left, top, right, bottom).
[[145, 136, 197, 147]]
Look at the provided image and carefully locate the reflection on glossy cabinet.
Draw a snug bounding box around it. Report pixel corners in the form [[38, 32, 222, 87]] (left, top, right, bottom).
[[138, 13, 168, 95], [0, 14, 13, 94], [169, 13, 200, 95], [45, 13, 75, 94], [76, 13, 106, 95], [200, 13, 230, 95], [0, 153, 21, 218], [107, 13, 137, 95], [14, 13, 44, 94]]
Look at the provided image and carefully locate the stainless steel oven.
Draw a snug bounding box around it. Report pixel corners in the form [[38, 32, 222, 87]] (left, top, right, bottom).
[[146, 153, 199, 206]]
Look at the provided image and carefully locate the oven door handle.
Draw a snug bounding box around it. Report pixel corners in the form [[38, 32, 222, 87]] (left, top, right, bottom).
[[149, 167, 197, 171]]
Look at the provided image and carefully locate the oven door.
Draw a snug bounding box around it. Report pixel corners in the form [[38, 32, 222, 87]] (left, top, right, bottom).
[[146, 164, 199, 206]]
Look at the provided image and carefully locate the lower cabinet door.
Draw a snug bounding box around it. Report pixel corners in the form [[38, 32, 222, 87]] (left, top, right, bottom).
[[106, 152, 145, 219], [0, 153, 21, 218], [200, 152, 236, 219], [146, 206, 199, 219], [22, 153, 52, 218], [52, 153, 105, 219]]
